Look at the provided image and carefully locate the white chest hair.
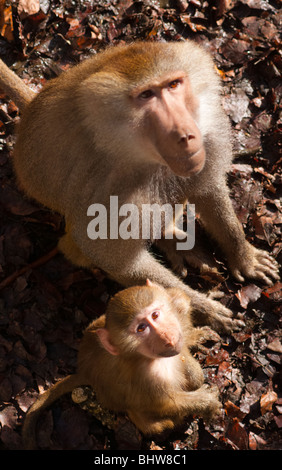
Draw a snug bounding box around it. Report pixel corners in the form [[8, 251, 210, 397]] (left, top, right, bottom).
[[148, 355, 186, 389]]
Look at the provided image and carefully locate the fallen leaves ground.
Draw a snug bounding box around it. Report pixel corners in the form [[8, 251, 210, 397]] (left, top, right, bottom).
[[0, 0, 281, 451]]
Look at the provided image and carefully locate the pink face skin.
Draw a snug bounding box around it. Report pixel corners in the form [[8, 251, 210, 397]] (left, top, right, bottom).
[[96, 301, 184, 359], [132, 72, 206, 177], [129, 300, 184, 359], [96, 281, 184, 360]]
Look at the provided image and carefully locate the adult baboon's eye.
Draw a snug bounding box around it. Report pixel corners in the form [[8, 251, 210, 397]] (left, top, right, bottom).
[[138, 89, 155, 100], [168, 79, 182, 90]]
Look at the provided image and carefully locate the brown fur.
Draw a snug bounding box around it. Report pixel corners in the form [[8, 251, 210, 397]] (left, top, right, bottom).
[[0, 41, 279, 334], [22, 283, 221, 449]]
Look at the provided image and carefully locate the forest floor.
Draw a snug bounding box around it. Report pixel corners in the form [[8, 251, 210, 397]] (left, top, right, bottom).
[[0, 0, 281, 451]]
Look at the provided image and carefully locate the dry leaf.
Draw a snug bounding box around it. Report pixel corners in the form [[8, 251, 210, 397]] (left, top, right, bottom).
[[249, 431, 267, 450], [18, 0, 40, 17], [224, 400, 247, 420], [267, 338, 282, 354], [226, 418, 248, 450], [235, 284, 262, 309], [0, 4, 14, 42], [260, 390, 278, 415]]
